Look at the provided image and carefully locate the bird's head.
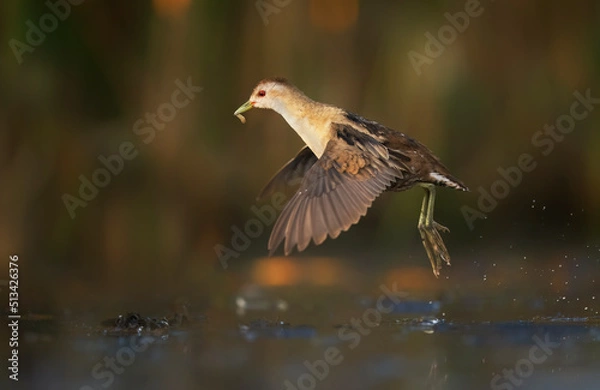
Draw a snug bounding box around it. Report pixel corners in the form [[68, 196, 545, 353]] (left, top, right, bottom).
[[234, 77, 300, 122]]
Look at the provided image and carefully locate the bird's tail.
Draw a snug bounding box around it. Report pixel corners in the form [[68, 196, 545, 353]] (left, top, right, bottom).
[[428, 172, 469, 191]]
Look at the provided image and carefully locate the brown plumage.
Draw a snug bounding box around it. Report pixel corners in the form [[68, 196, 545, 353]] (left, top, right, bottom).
[[234, 78, 468, 277]]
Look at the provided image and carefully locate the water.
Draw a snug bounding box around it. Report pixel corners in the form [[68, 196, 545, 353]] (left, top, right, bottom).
[[5, 254, 600, 390]]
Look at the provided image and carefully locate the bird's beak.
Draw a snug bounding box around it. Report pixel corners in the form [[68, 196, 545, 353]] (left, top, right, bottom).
[[234, 100, 254, 116]]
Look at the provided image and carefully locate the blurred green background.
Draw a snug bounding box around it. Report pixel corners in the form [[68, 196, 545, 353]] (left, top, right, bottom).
[[1, 0, 599, 308]]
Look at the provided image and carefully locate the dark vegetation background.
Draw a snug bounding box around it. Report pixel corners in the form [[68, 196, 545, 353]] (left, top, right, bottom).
[[1, 0, 599, 309]]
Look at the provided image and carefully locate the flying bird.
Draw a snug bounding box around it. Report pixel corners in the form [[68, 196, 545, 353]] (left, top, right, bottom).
[[234, 78, 468, 277]]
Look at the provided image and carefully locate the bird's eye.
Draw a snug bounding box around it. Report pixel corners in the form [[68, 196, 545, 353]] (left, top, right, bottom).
[[258, 90, 266, 97]]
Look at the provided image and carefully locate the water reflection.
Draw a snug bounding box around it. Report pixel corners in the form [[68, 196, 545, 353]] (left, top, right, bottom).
[[14, 255, 600, 390]]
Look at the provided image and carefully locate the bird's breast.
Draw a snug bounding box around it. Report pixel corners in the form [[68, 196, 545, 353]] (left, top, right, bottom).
[[286, 118, 330, 158]]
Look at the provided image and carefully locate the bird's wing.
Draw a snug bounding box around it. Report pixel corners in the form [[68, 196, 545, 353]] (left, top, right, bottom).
[[257, 146, 318, 200], [268, 124, 406, 255]]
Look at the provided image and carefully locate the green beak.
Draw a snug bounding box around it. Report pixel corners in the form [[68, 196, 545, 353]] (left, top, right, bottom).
[[234, 100, 254, 116]]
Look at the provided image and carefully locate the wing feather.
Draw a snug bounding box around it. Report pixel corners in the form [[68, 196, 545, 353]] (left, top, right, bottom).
[[258, 146, 317, 200], [268, 123, 407, 255], [311, 197, 329, 246]]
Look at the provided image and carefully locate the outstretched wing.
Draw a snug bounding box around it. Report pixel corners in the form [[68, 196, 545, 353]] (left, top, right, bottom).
[[257, 146, 318, 200], [268, 124, 407, 255]]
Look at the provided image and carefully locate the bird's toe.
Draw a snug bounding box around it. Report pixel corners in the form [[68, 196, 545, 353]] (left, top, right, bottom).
[[433, 221, 450, 234]]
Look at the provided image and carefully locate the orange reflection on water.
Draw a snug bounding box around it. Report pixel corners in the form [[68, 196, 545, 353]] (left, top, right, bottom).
[[252, 257, 343, 286], [252, 257, 302, 286], [305, 257, 340, 286]]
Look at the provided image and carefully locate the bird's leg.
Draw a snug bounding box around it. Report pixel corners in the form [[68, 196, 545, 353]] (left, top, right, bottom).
[[418, 187, 437, 275], [418, 185, 451, 277]]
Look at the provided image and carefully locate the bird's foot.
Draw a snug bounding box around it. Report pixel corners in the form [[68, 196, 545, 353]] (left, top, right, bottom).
[[418, 221, 451, 278], [433, 221, 450, 234]]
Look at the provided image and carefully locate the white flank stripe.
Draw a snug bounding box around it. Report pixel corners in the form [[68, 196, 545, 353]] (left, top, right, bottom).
[[430, 172, 455, 187]]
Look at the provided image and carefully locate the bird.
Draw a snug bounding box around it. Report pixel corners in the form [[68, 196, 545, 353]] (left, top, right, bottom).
[[234, 77, 468, 277]]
